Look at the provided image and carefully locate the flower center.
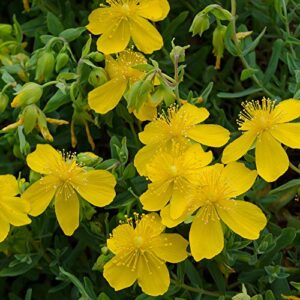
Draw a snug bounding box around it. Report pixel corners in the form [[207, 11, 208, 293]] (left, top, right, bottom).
[[237, 98, 277, 133], [134, 235, 144, 248]]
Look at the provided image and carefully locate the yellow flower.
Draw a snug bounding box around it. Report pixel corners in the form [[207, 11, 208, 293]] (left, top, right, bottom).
[[0, 175, 31, 242], [160, 162, 267, 262], [86, 0, 170, 54], [103, 213, 188, 296], [134, 103, 230, 175], [22, 144, 116, 236], [222, 98, 300, 182], [88, 50, 146, 114], [140, 143, 212, 218]]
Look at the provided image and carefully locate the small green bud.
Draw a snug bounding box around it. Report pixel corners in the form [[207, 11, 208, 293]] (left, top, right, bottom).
[[170, 40, 190, 64], [77, 152, 102, 166], [90, 51, 105, 62], [189, 13, 210, 37], [11, 83, 43, 108], [97, 293, 110, 300], [29, 170, 42, 183], [92, 254, 111, 272], [0, 24, 12, 38], [55, 52, 69, 72], [212, 24, 227, 70], [22, 104, 39, 134], [210, 7, 232, 21], [35, 51, 55, 83], [88, 68, 108, 87], [0, 93, 9, 113]]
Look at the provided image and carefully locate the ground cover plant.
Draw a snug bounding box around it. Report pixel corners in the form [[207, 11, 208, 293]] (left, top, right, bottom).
[[0, 0, 300, 299]]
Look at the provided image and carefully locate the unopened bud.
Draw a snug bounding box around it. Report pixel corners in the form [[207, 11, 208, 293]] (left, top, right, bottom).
[[77, 152, 102, 166], [189, 13, 210, 37], [88, 68, 108, 87], [0, 24, 12, 38], [22, 104, 39, 134], [11, 83, 43, 108], [170, 40, 190, 64], [0, 93, 9, 113], [90, 52, 105, 62], [55, 52, 69, 72], [35, 51, 55, 82], [212, 24, 227, 70]]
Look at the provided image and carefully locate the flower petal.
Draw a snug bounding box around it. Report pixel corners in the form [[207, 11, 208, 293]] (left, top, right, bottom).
[[96, 19, 130, 54], [22, 175, 59, 216], [72, 170, 116, 207], [221, 162, 257, 198], [129, 16, 163, 54], [138, 121, 169, 145], [190, 206, 224, 261], [0, 175, 19, 197], [160, 205, 189, 228], [88, 78, 128, 114], [0, 213, 10, 242], [136, 213, 165, 237], [137, 0, 170, 21], [86, 8, 116, 35], [134, 144, 159, 176], [133, 102, 157, 121], [170, 182, 191, 219], [137, 252, 169, 296], [26, 144, 62, 175], [273, 99, 300, 123], [103, 255, 137, 291], [151, 233, 188, 263], [187, 124, 230, 147], [255, 131, 289, 182], [222, 131, 257, 163], [140, 181, 173, 211], [54, 184, 79, 236], [107, 224, 135, 254], [216, 199, 267, 240], [178, 103, 209, 126], [270, 123, 300, 149], [1, 197, 31, 226]]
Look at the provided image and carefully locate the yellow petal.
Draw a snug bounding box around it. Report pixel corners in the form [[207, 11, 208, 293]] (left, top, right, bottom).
[[107, 224, 135, 254], [0, 213, 10, 242], [55, 184, 79, 236], [170, 183, 191, 219], [137, 0, 170, 21], [178, 103, 209, 126], [187, 124, 230, 147], [137, 252, 169, 296], [96, 19, 130, 54], [22, 175, 59, 216], [136, 213, 165, 237], [72, 170, 116, 207], [160, 205, 189, 228], [134, 144, 158, 176], [255, 131, 289, 182], [138, 121, 169, 145], [103, 255, 137, 291], [222, 131, 257, 163], [190, 206, 224, 261], [0, 175, 19, 197], [221, 162, 257, 198], [151, 233, 188, 263], [270, 123, 300, 149], [26, 144, 62, 175], [1, 197, 31, 226], [129, 16, 163, 54], [216, 199, 267, 240], [273, 99, 300, 123], [88, 78, 128, 114], [133, 103, 157, 121], [140, 181, 173, 211], [86, 8, 115, 35]]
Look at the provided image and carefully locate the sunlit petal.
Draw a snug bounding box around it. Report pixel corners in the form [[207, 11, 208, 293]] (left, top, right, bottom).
[[270, 123, 300, 149]]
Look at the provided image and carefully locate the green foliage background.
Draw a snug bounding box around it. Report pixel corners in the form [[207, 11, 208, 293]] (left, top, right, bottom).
[[0, 0, 299, 299]]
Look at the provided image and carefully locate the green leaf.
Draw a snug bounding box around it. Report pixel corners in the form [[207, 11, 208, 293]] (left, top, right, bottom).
[[82, 35, 92, 57], [242, 27, 266, 56], [12, 15, 22, 44], [47, 12, 64, 36], [240, 68, 258, 81], [224, 21, 238, 56], [43, 89, 70, 113], [270, 179, 300, 194], [59, 27, 86, 42], [217, 87, 262, 98], [200, 82, 214, 100]]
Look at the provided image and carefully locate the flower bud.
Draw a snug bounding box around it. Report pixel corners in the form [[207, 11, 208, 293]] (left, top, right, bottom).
[[189, 13, 210, 37], [170, 40, 190, 64], [35, 51, 55, 83], [88, 68, 108, 87], [0, 24, 12, 38], [212, 24, 227, 70], [89, 51, 105, 62], [11, 83, 43, 108], [55, 52, 69, 72], [22, 104, 39, 134], [77, 152, 102, 166], [0, 93, 9, 113]]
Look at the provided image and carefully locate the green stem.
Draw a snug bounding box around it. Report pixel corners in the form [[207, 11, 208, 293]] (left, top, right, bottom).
[[172, 280, 231, 298], [289, 162, 300, 175], [1, 82, 16, 94], [42, 81, 59, 88], [230, 0, 275, 99], [129, 121, 140, 148]]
